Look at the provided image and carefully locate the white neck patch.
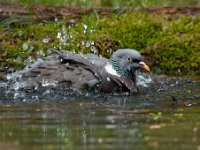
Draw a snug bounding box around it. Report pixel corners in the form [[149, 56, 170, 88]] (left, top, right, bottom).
[[105, 63, 120, 77]]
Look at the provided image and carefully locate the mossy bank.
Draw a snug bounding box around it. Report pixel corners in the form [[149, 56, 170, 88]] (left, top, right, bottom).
[[0, 10, 200, 75]]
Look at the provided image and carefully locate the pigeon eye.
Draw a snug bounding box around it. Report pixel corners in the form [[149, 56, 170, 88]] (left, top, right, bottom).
[[127, 57, 132, 61]]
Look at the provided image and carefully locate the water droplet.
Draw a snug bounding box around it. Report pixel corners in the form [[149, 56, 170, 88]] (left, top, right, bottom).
[[42, 37, 52, 43], [91, 46, 97, 54], [86, 41, 90, 47], [57, 32, 62, 39], [22, 42, 29, 50], [29, 45, 34, 51], [24, 56, 35, 66], [90, 29, 94, 33], [83, 23, 88, 33], [18, 31, 23, 36], [107, 77, 110, 82], [42, 79, 58, 87], [81, 40, 85, 46], [37, 50, 45, 57]]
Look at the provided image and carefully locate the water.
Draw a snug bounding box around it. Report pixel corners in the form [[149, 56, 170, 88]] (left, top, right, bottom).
[[0, 73, 200, 150]]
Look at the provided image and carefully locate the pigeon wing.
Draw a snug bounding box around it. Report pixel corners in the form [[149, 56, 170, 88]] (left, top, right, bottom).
[[21, 50, 106, 90]]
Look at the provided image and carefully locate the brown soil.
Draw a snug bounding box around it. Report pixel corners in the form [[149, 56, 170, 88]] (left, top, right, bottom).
[[0, 3, 200, 23]]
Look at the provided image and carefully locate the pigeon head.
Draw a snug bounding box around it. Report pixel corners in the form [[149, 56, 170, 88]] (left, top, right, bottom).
[[106, 49, 150, 76], [103, 49, 150, 92]]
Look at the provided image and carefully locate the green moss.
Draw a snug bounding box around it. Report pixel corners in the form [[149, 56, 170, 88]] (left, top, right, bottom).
[[1, 12, 200, 75], [148, 16, 200, 75]]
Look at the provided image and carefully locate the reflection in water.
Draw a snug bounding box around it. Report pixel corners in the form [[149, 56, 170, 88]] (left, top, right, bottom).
[[0, 76, 199, 149], [0, 102, 144, 150]]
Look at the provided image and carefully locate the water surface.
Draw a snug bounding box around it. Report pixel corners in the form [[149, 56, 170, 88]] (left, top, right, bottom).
[[0, 76, 200, 150]]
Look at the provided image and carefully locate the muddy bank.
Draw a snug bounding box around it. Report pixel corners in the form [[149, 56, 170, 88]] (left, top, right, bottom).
[[1, 3, 200, 22]]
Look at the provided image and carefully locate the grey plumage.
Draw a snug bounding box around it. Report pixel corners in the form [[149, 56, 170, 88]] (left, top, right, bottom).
[[21, 48, 149, 93]]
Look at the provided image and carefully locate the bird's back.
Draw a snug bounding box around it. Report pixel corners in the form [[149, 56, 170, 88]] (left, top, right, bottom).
[[21, 50, 108, 91]]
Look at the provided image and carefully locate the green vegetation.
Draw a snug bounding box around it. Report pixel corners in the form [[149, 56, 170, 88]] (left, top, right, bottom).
[[0, 11, 200, 75]]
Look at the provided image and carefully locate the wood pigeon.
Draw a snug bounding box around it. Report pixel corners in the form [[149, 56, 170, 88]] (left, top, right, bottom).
[[22, 49, 150, 93]]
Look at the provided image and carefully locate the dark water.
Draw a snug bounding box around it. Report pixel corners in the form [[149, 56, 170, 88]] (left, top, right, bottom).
[[0, 76, 200, 150]]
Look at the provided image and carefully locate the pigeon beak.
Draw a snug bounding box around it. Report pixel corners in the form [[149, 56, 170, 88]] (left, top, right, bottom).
[[139, 62, 150, 72]]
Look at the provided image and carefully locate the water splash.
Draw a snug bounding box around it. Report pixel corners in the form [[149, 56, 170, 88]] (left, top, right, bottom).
[[5, 58, 46, 100], [136, 72, 152, 87], [23, 56, 35, 67], [4, 50, 198, 104], [57, 26, 68, 46], [42, 79, 58, 87]]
